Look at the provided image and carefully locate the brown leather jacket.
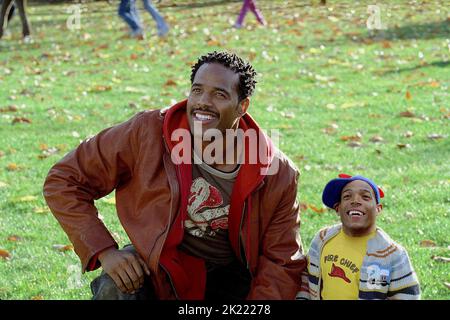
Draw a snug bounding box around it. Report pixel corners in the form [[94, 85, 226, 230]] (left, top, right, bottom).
[[43, 100, 306, 299]]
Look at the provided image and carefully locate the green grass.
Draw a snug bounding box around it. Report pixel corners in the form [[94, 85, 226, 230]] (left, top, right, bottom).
[[0, 0, 449, 300]]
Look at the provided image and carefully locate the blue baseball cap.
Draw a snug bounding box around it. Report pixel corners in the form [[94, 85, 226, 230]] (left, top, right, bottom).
[[322, 174, 384, 209]]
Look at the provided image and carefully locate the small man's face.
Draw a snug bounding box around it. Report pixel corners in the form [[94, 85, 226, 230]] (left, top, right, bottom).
[[186, 63, 249, 137], [335, 180, 382, 237]]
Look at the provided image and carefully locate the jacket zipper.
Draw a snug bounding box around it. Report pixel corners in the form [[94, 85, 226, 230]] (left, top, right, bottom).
[[159, 263, 180, 300], [239, 201, 249, 271], [154, 136, 180, 299]]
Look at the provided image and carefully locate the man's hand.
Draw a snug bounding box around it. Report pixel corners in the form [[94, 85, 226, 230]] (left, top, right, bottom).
[[98, 247, 151, 294]]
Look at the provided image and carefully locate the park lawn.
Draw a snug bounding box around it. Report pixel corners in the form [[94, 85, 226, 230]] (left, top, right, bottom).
[[0, 0, 449, 299]]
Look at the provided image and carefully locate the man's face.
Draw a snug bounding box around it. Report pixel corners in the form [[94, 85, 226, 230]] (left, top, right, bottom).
[[336, 180, 382, 237], [186, 63, 249, 137]]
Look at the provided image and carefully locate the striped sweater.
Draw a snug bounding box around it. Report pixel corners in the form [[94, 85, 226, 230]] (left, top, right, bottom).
[[296, 224, 420, 300]]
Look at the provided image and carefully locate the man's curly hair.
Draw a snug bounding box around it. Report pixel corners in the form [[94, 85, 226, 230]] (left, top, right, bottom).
[[190, 51, 257, 101]]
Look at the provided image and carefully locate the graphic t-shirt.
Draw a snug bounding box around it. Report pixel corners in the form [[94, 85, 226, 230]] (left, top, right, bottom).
[[320, 229, 375, 300], [179, 152, 239, 269]]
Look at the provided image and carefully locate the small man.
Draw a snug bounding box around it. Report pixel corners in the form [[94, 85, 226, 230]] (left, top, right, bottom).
[[297, 174, 420, 300]]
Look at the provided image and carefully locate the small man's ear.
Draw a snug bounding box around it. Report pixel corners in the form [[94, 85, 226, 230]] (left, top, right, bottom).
[[333, 203, 340, 213], [376, 203, 383, 214]]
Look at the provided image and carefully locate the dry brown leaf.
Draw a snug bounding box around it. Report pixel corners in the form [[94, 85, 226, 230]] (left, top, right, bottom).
[[428, 81, 440, 88], [399, 111, 415, 118], [405, 90, 412, 100], [420, 240, 436, 247], [7, 163, 19, 171], [299, 203, 308, 212], [0, 105, 18, 112], [309, 204, 326, 214], [396, 143, 411, 149], [12, 117, 32, 124], [91, 85, 112, 92], [381, 41, 392, 49], [130, 53, 139, 60], [31, 295, 44, 300], [52, 244, 74, 252], [7, 235, 22, 242], [0, 249, 11, 260], [340, 133, 362, 142], [164, 79, 177, 87]]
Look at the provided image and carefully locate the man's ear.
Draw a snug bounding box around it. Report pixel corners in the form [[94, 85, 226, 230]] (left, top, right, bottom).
[[333, 203, 340, 214], [376, 203, 383, 214], [238, 97, 250, 116]]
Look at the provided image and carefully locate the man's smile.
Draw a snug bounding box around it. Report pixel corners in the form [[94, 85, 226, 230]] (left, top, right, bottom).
[[346, 209, 366, 220], [192, 109, 219, 123]]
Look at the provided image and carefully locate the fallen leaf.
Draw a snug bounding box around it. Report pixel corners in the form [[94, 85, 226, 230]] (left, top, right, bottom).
[[31, 295, 44, 300], [38, 146, 60, 159], [420, 240, 436, 247], [7, 235, 22, 242], [130, 53, 139, 60], [340, 133, 362, 142], [12, 117, 32, 124], [399, 111, 415, 118], [281, 111, 295, 119], [0, 105, 18, 112], [90, 85, 112, 92], [18, 195, 38, 202], [404, 131, 414, 138], [370, 135, 384, 143], [428, 81, 440, 88], [299, 203, 308, 212], [34, 207, 50, 214], [102, 197, 116, 205], [396, 143, 411, 149], [405, 90, 412, 100], [347, 141, 362, 148], [309, 204, 326, 214], [381, 41, 392, 49], [427, 134, 445, 140], [52, 244, 74, 252], [7, 163, 19, 171], [164, 79, 177, 87], [0, 249, 11, 260], [432, 256, 450, 263], [322, 124, 338, 135]]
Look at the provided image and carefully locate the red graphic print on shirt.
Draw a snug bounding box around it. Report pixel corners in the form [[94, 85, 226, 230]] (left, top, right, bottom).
[[185, 177, 229, 237], [329, 263, 351, 283]]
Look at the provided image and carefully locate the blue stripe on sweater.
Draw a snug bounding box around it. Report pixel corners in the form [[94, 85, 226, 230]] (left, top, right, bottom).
[[387, 284, 420, 297], [309, 274, 319, 285], [359, 291, 387, 300]]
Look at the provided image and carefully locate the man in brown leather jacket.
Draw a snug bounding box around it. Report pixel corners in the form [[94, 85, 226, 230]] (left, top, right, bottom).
[[43, 51, 306, 300]]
